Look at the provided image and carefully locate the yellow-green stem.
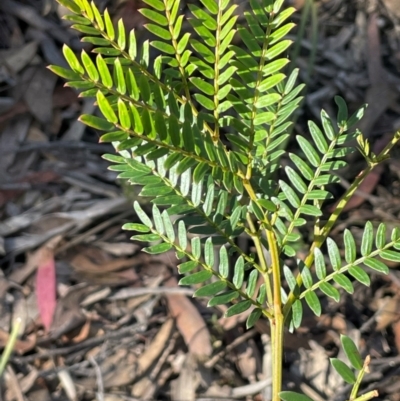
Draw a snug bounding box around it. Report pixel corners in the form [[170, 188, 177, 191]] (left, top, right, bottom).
[[351, 390, 378, 401], [246, 214, 274, 307], [243, 177, 285, 400], [266, 228, 284, 401], [350, 356, 371, 400], [0, 318, 21, 377]]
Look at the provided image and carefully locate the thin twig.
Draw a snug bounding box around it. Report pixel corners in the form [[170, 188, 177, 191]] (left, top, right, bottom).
[[12, 323, 146, 363]]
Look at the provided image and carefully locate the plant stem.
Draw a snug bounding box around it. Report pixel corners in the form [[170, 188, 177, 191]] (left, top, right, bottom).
[[266, 228, 284, 401], [350, 355, 371, 400], [0, 318, 21, 377], [246, 214, 274, 307], [243, 177, 285, 400], [351, 390, 379, 401]]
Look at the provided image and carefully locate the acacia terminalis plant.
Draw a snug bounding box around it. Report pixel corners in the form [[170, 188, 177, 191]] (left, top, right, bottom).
[[50, 0, 400, 399]]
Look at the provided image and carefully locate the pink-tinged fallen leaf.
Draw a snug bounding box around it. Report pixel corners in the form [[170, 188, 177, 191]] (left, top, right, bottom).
[[36, 244, 57, 332]]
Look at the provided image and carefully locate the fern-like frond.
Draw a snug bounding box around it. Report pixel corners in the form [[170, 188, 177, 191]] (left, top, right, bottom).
[[269, 102, 364, 257], [126, 201, 270, 325], [288, 222, 400, 327]]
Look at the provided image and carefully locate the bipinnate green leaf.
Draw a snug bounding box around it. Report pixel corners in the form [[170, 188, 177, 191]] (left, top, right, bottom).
[[143, 242, 172, 254], [305, 292, 321, 316], [246, 270, 258, 297], [349, 266, 370, 286], [117, 99, 131, 129], [192, 237, 201, 259], [361, 221, 373, 256], [79, 114, 114, 131], [194, 280, 226, 297], [142, 0, 165, 11], [219, 246, 229, 278], [341, 335, 363, 370], [225, 300, 252, 317], [380, 249, 400, 262], [81, 50, 99, 81], [203, 184, 215, 216], [327, 237, 341, 271], [131, 233, 160, 242], [296, 136, 320, 167], [134, 201, 153, 228], [48, 65, 80, 80], [114, 58, 126, 94], [330, 358, 356, 384], [117, 18, 126, 49], [162, 211, 175, 241], [289, 153, 314, 181], [320, 109, 336, 140], [319, 282, 340, 302], [204, 237, 214, 266], [285, 166, 307, 194], [347, 104, 367, 128], [308, 120, 328, 153], [279, 180, 300, 208], [363, 258, 389, 274], [314, 248, 326, 280], [96, 91, 117, 124], [300, 266, 313, 289], [376, 223, 386, 249], [335, 96, 348, 128], [344, 229, 356, 263], [140, 8, 168, 25], [233, 256, 245, 288], [57, 0, 81, 13], [333, 274, 354, 294], [179, 270, 213, 285], [246, 308, 262, 329], [279, 391, 313, 401], [122, 223, 150, 232], [283, 265, 297, 291], [63, 45, 84, 74], [292, 299, 303, 329], [178, 261, 198, 274], [104, 8, 115, 40], [208, 291, 239, 307], [199, 0, 218, 14], [96, 54, 113, 88], [298, 205, 322, 217]]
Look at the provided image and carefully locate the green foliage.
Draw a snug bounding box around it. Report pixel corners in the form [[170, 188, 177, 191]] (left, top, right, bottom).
[[296, 222, 400, 321], [49, 0, 400, 400]]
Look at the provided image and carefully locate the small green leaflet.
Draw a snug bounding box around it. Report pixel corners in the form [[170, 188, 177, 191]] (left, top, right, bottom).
[[180, 270, 213, 285], [341, 335, 363, 370], [143, 243, 172, 254], [330, 358, 356, 384], [225, 300, 252, 317], [305, 292, 321, 316], [279, 391, 313, 401], [194, 281, 226, 297]]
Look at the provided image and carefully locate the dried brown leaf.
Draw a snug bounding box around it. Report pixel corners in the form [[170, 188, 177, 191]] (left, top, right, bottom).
[[138, 318, 174, 374], [165, 277, 212, 360], [22, 65, 57, 124], [2, 41, 38, 73], [375, 296, 400, 331]]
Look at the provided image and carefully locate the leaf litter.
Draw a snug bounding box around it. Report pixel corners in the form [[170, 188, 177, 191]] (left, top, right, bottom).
[[1, 0, 400, 400]]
